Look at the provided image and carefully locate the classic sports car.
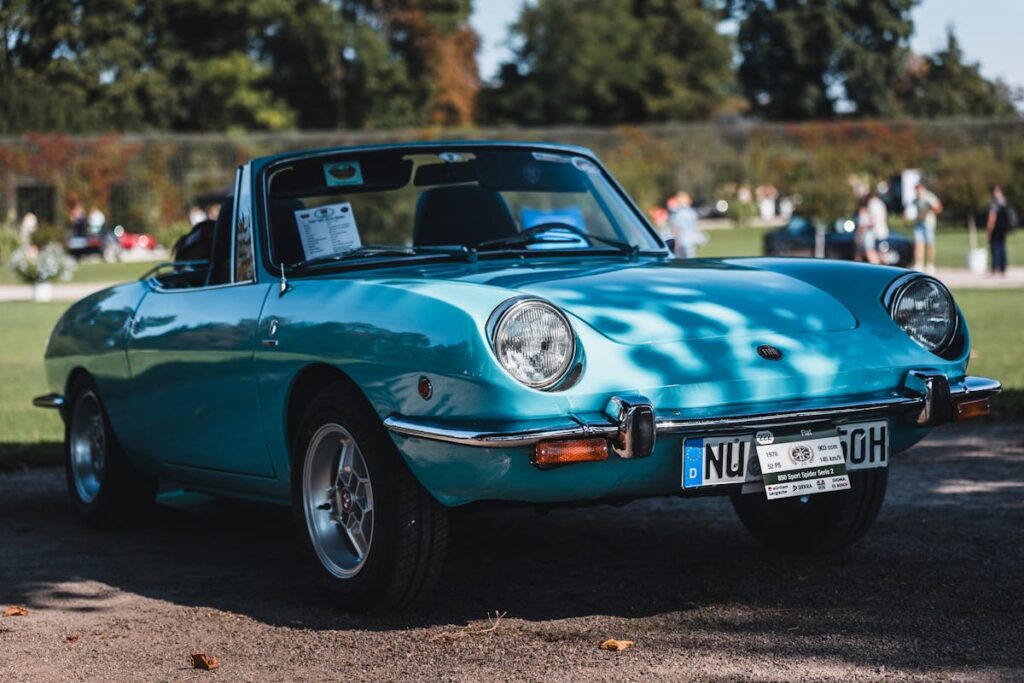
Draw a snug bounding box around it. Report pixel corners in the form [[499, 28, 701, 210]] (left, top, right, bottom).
[[35, 142, 999, 612], [764, 215, 914, 267]]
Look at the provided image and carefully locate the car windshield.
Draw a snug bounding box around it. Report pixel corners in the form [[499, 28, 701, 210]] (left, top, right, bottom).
[[263, 147, 662, 271]]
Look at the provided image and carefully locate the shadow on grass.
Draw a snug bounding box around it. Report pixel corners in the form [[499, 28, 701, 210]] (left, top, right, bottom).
[[0, 441, 62, 472]]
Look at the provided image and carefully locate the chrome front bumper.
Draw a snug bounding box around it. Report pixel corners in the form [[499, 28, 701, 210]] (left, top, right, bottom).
[[383, 372, 1001, 454]]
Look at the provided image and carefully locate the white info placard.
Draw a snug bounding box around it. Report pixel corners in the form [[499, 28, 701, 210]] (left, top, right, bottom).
[[754, 424, 850, 500], [294, 202, 362, 260]]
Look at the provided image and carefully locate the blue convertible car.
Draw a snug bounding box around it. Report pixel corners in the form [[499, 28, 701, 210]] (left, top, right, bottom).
[[35, 142, 999, 612]]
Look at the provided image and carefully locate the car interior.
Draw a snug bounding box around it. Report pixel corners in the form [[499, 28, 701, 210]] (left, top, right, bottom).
[[263, 149, 646, 268], [158, 199, 233, 289]]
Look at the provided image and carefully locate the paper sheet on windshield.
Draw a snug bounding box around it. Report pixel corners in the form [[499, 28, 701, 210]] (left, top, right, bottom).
[[294, 202, 362, 260]]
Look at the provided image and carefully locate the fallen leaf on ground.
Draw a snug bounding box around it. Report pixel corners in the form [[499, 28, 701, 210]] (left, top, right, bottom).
[[66, 634, 79, 643], [599, 638, 635, 652], [190, 653, 220, 671], [3, 606, 28, 617]]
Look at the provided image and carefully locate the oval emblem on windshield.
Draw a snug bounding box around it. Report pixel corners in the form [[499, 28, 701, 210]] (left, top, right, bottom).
[[757, 344, 783, 361]]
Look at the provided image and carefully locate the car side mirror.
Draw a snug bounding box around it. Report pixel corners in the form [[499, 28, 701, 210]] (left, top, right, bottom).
[[664, 237, 676, 254]]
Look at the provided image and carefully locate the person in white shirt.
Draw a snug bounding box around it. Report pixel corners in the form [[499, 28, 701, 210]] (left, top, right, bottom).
[[863, 192, 889, 265], [668, 192, 703, 258], [87, 206, 106, 235]]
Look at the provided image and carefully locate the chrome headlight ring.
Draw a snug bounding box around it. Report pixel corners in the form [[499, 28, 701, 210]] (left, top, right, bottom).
[[884, 274, 960, 356], [487, 297, 582, 390]]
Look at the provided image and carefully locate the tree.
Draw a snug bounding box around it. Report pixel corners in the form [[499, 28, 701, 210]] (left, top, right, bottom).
[[734, 0, 917, 120], [482, 0, 735, 126], [0, 0, 479, 132], [899, 30, 1018, 119]]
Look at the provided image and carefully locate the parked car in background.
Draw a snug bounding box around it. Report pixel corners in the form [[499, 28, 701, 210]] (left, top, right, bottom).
[[113, 225, 158, 252], [763, 215, 914, 267], [66, 229, 122, 262], [35, 142, 998, 613]]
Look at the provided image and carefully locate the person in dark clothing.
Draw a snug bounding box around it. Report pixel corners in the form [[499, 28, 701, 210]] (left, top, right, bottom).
[[986, 184, 1011, 275]]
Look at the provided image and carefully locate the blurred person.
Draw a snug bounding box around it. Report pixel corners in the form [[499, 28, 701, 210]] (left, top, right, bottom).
[[647, 205, 669, 234], [87, 205, 106, 234], [188, 205, 207, 226], [206, 204, 220, 221], [911, 182, 942, 274], [986, 184, 1012, 276], [864, 191, 889, 265], [668, 192, 703, 258], [779, 196, 795, 220], [756, 184, 778, 221], [69, 200, 87, 236], [854, 199, 870, 262], [18, 212, 38, 247]]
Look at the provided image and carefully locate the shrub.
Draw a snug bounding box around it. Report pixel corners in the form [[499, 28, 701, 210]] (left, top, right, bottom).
[[9, 243, 76, 283]]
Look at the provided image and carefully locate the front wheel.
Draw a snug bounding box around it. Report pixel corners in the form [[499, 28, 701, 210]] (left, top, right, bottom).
[[291, 386, 448, 613], [730, 468, 888, 554], [65, 375, 157, 528]]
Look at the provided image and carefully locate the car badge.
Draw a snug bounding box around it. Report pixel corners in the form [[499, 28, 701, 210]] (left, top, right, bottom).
[[757, 344, 783, 361], [789, 444, 814, 465]]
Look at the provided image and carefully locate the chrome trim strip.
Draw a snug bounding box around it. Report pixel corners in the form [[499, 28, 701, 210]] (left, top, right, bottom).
[[32, 393, 65, 409], [383, 415, 617, 448], [383, 374, 1001, 449]]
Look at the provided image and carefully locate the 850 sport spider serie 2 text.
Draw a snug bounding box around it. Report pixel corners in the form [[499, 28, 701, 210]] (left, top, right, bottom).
[[35, 142, 1000, 612]]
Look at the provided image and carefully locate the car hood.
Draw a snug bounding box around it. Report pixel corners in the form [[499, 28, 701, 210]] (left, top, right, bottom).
[[449, 259, 858, 345]]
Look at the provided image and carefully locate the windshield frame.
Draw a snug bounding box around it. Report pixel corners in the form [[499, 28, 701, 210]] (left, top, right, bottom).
[[255, 142, 669, 278]]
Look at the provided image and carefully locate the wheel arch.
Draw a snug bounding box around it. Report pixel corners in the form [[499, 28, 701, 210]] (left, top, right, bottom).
[[285, 363, 378, 458]]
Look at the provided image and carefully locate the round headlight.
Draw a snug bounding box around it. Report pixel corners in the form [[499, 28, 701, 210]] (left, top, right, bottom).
[[491, 299, 575, 389], [888, 276, 958, 353]]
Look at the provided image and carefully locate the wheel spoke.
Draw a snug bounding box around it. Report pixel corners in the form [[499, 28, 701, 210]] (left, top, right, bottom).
[[344, 522, 370, 560]]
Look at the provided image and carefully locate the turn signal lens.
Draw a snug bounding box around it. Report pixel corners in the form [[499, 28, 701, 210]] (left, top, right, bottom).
[[955, 398, 990, 421], [534, 438, 608, 466]]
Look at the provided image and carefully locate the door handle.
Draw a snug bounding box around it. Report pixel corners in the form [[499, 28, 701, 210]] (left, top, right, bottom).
[[261, 318, 279, 347]]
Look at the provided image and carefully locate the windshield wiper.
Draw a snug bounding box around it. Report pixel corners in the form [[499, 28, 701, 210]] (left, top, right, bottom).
[[476, 223, 638, 256], [286, 244, 474, 272]]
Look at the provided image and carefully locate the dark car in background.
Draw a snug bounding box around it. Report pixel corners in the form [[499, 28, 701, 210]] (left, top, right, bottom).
[[763, 216, 913, 267], [66, 230, 122, 262]]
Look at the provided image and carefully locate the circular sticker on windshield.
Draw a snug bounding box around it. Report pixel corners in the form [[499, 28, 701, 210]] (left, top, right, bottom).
[[789, 444, 814, 464], [572, 157, 599, 175]]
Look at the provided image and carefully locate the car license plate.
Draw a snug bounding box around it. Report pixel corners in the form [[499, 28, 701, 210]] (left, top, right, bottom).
[[682, 419, 888, 494], [68, 237, 88, 249]]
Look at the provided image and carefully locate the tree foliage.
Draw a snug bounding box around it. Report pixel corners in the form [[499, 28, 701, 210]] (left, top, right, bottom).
[[0, 0, 479, 132], [733, 0, 1018, 120], [899, 30, 1018, 119], [482, 0, 736, 125], [734, 0, 917, 119]]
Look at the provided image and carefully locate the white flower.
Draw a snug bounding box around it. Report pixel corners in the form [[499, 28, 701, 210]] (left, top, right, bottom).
[[10, 243, 76, 284]]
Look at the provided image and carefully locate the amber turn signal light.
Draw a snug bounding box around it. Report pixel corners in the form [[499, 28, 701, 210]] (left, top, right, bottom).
[[534, 438, 608, 466], [955, 398, 990, 421]]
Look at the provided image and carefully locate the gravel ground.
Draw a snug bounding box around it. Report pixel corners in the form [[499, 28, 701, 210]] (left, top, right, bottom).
[[1, 421, 1022, 682]]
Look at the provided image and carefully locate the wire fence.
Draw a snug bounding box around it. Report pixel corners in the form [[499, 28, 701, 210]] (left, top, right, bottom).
[[1, 118, 1021, 243]]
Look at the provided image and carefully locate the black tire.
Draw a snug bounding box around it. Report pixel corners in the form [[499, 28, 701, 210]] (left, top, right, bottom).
[[730, 468, 888, 554], [64, 374, 157, 528], [290, 385, 449, 613]]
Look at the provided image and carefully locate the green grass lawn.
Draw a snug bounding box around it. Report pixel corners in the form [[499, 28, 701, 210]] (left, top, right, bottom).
[[0, 302, 68, 468], [0, 259, 152, 285], [697, 225, 1024, 268]]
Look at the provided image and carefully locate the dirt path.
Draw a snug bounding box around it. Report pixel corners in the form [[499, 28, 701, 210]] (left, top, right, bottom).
[[1, 421, 1022, 682]]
